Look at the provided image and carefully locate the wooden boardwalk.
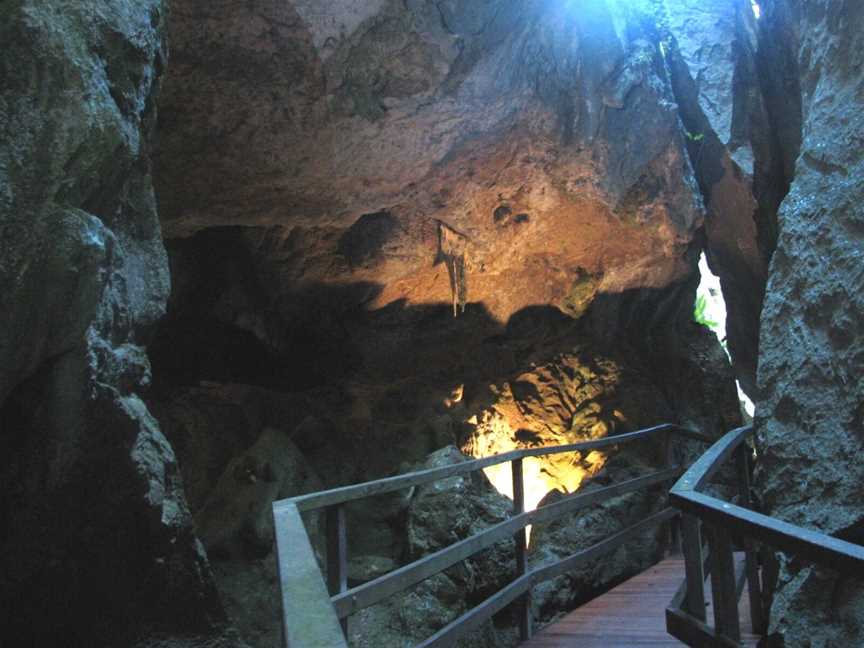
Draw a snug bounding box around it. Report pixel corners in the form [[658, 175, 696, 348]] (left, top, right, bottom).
[[522, 556, 760, 647]]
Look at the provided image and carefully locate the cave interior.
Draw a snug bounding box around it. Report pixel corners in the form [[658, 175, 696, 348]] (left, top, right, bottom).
[[1, 0, 862, 647]]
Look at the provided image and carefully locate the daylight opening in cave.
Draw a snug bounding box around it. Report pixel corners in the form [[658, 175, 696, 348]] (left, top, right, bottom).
[[696, 253, 755, 416], [751, 1, 762, 19]]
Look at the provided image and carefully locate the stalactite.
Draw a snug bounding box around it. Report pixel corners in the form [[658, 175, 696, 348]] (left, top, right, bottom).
[[438, 221, 468, 317]]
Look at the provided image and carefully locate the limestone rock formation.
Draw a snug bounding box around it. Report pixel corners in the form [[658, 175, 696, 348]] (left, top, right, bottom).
[[147, 1, 748, 644], [350, 446, 518, 648], [461, 327, 741, 509], [0, 0, 767, 645], [756, 1, 864, 645], [664, 0, 800, 396], [154, 0, 703, 330], [196, 427, 323, 558], [193, 428, 323, 647], [0, 2, 226, 645], [406, 446, 515, 599]]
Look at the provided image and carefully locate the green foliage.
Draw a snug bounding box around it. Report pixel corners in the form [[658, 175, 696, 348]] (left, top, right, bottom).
[[693, 294, 719, 329], [685, 130, 705, 142]]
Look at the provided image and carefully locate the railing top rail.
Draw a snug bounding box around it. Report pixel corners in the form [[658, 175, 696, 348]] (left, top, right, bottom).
[[669, 425, 864, 577], [274, 420, 702, 648], [672, 425, 752, 493], [276, 423, 706, 513], [330, 465, 682, 619]]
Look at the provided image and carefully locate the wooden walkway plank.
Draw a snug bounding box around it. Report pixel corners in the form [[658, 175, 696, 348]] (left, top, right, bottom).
[[522, 556, 760, 648]]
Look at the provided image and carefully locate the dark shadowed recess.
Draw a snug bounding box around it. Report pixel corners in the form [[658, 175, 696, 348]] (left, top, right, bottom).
[[0, 357, 224, 647], [149, 227, 369, 394], [149, 222, 703, 407]]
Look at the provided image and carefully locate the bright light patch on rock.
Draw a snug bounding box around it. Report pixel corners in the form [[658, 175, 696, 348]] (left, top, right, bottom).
[[696, 253, 755, 416], [751, 1, 761, 19], [482, 456, 598, 544], [468, 411, 605, 542]]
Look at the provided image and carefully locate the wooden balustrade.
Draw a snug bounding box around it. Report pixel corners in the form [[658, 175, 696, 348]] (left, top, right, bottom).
[[512, 457, 531, 642], [272, 423, 704, 647], [666, 425, 864, 647]]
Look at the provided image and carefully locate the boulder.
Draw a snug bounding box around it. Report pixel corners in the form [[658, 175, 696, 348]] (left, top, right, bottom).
[[351, 445, 518, 647], [195, 428, 323, 558]]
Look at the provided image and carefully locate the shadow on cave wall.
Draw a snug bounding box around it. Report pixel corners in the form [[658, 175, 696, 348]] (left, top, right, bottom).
[[150, 228, 697, 406], [148, 223, 730, 459], [0, 352, 225, 648], [149, 227, 373, 394]]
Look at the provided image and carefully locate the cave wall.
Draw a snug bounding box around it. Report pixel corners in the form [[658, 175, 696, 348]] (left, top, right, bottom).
[[0, 2, 227, 645], [664, 0, 801, 397], [755, 1, 864, 645], [150, 1, 744, 645], [150, 0, 738, 486], [151, 0, 723, 424], [154, 0, 705, 325]]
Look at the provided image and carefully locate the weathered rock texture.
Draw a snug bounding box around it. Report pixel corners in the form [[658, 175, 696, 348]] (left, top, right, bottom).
[[155, 0, 704, 326], [664, 0, 801, 396], [0, 0, 765, 644], [462, 325, 741, 504], [149, 1, 746, 645], [0, 2, 227, 645], [756, 1, 864, 645]]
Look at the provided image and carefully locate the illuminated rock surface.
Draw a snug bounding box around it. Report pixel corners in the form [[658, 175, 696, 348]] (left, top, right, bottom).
[[154, 0, 703, 325]]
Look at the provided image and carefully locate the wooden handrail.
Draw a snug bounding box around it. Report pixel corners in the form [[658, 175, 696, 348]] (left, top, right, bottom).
[[278, 423, 702, 513], [331, 466, 682, 619], [272, 423, 704, 647], [666, 425, 864, 647], [417, 507, 679, 648], [273, 503, 347, 647], [671, 426, 864, 574]]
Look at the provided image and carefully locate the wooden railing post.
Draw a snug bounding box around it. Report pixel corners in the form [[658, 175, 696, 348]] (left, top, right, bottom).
[[663, 429, 681, 550], [736, 443, 766, 634], [680, 514, 706, 621], [706, 524, 741, 642], [271, 424, 707, 647], [327, 504, 349, 637], [274, 503, 348, 648], [511, 458, 532, 641]]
